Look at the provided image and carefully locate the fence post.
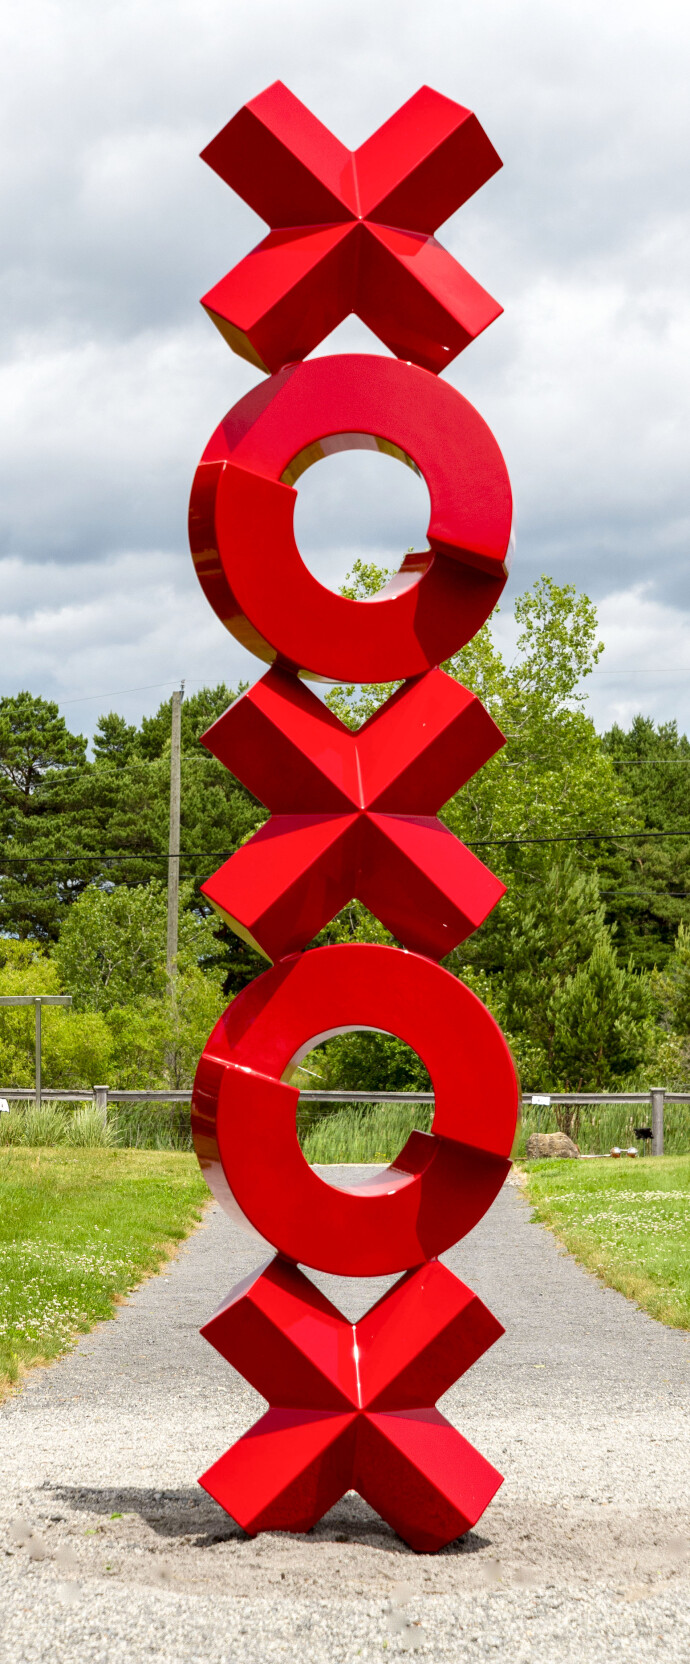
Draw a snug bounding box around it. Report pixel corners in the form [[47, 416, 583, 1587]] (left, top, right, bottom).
[[93, 1085, 109, 1128], [650, 1087, 665, 1157], [34, 998, 42, 1112]]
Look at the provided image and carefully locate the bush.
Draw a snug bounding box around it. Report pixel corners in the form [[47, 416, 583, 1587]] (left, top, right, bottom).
[[112, 1104, 193, 1151], [20, 1103, 68, 1146], [65, 1105, 117, 1147], [300, 1100, 432, 1164], [0, 1107, 23, 1145]]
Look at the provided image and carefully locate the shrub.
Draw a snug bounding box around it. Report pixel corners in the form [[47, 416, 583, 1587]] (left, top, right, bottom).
[[65, 1105, 117, 1148], [0, 1108, 23, 1146], [300, 1100, 432, 1164], [20, 1103, 68, 1146]]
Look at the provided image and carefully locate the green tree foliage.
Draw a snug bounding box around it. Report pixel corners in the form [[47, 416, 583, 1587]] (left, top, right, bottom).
[[300, 1033, 430, 1095], [0, 891, 225, 1091], [0, 691, 86, 807], [479, 857, 608, 1085], [53, 879, 217, 1011], [658, 920, 690, 1034], [548, 936, 653, 1090], [2, 586, 689, 1096], [52, 879, 226, 1088], [0, 693, 89, 939], [0, 940, 112, 1088], [0, 685, 264, 988], [600, 716, 690, 970], [323, 565, 650, 1090]]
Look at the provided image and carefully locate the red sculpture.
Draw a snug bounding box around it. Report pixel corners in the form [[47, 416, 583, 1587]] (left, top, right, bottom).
[[199, 667, 506, 961], [193, 944, 517, 1275], [199, 83, 502, 376], [190, 353, 513, 683], [190, 82, 518, 1552], [198, 1257, 504, 1553]]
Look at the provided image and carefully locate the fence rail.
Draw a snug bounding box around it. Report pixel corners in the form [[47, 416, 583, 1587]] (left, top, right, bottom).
[[1, 1084, 687, 1155]]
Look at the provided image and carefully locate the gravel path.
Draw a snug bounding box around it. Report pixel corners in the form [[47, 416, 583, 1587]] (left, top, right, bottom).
[[1, 1167, 688, 1663]]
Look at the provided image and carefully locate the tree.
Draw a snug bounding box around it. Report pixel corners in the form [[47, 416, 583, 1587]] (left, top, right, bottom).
[[319, 565, 641, 1090], [0, 691, 86, 808], [474, 857, 608, 1085], [327, 568, 628, 875], [600, 716, 690, 970], [53, 879, 218, 1012], [548, 935, 652, 1091], [0, 693, 89, 940], [92, 712, 138, 767], [305, 1031, 430, 1094], [0, 939, 112, 1089], [0, 685, 264, 953], [0, 898, 225, 1091]]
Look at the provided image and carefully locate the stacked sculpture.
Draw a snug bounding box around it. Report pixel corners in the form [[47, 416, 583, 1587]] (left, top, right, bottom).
[[189, 83, 519, 1552]]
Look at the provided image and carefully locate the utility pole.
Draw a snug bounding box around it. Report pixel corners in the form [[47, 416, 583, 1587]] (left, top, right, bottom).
[[166, 685, 183, 986]]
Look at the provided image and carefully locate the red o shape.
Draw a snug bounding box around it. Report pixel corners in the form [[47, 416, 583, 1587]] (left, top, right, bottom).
[[191, 944, 518, 1276], [189, 355, 512, 684]]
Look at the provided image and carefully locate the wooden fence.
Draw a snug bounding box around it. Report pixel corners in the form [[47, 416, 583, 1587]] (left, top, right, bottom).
[[1, 1084, 688, 1155]]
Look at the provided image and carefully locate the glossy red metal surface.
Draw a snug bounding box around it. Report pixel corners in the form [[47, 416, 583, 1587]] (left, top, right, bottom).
[[191, 943, 517, 1276], [199, 665, 505, 960], [189, 354, 512, 683], [188, 83, 516, 1550], [198, 1255, 503, 1551], [200, 82, 502, 375]]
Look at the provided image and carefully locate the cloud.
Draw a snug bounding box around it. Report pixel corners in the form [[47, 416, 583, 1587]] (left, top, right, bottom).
[[0, 0, 688, 738], [588, 585, 690, 735], [0, 550, 257, 732]]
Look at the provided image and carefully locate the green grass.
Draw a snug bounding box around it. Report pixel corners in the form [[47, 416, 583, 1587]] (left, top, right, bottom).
[[299, 1100, 431, 1163], [0, 1147, 208, 1392], [300, 1099, 690, 1164], [0, 1102, 194, 1151], [524, 1154, 690, 1328], [516, 1102, 690, 1156]]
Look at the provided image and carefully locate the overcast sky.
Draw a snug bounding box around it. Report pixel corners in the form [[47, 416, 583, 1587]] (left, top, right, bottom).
[[1, 0, 688, 742]]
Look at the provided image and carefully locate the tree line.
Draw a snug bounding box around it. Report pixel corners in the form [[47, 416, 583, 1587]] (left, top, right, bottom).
[[2, 570, 690, 1094]]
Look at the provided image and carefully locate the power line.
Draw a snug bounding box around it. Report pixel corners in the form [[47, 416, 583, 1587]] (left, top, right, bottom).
[[4, 828, 690, 867], [467, 830, 690, 846], [58, 679, 187, 707], [0, 851, 232, 865], [55, 676, 230, 707], [591, 668, 690, 675]]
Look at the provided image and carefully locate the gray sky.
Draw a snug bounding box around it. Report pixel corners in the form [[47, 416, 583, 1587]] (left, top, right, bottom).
[[1, 0, 688, 740]]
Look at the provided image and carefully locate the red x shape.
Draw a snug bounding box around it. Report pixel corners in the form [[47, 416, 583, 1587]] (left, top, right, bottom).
[[200, 666, 505, 961], [199, 1255, 503, 1552], [200, 82, 502, 375]]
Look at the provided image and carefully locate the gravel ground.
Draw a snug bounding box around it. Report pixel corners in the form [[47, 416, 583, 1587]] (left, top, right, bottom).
[[0, 1166, 688, 1663]]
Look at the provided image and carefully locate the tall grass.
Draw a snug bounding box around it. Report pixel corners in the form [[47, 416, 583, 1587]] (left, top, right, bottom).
[[111, 1104, 193, 1151], [300, 1101, 431, 1163], [516, 1101, 690, 1157], [300, 1098, 690, 1163], [1, 1096, 688, 1159], [0, 1102, 192, 1151]]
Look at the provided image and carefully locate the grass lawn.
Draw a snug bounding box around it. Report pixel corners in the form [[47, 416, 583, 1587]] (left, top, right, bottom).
[[524, 1154, 690, 1329], [0, 1147, 208, 1394]]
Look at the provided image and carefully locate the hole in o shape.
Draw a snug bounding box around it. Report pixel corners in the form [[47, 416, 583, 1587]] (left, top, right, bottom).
[[189, 354, 513, 685], [191, 943, 519, 1276], [290, 438, 431, 594]]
